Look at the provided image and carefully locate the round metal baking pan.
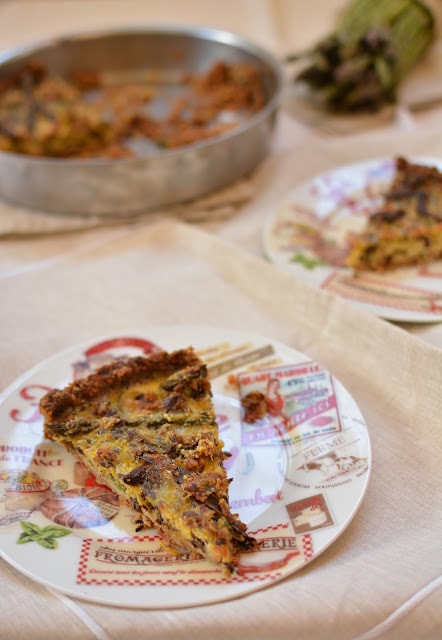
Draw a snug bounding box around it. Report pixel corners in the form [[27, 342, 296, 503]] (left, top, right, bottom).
[[0, 26, 283, 216]]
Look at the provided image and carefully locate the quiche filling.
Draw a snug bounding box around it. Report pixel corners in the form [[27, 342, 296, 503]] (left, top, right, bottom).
[[39, 347, 258, 573], [346, 156, 442, 271]]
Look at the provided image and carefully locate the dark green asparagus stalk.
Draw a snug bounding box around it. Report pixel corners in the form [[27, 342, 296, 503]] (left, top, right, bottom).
[[288, 0, 436, 113]]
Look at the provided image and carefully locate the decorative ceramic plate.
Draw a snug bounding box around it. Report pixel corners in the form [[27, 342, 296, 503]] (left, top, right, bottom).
[[0, 326, 371, 608], [263, 157, 442, 322]]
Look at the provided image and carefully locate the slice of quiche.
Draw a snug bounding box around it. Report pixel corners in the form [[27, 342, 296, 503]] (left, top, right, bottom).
[[39, 347, 258, 573], [346, 156, 442, 271]]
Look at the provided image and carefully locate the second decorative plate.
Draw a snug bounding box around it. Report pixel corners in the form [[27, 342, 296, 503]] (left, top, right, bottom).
[[263, 157, 442, 322]]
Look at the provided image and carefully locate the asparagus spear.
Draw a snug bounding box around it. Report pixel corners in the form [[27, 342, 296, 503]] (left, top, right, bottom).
[[288, 0, 436, 113]]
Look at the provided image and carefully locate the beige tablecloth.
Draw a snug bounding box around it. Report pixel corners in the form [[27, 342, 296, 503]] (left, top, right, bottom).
[[1, 219, 441, 640], [1, 2, 442, 639]]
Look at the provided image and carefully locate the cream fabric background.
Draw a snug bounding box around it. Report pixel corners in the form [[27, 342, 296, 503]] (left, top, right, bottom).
[[1, 220, 441, 640], [0, 2, 441, 638]]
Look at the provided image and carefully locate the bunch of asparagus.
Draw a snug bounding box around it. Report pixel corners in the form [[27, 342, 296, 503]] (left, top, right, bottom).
[[288, 0, 436, 113]]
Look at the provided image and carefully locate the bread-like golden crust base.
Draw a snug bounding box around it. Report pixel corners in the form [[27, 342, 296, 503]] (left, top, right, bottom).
[[39, 347, 258, 573], [346, 157, 442, 271]]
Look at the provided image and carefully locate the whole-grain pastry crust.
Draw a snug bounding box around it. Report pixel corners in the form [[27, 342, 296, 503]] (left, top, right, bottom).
[[346, 156, 442, 271], [39, 347, 258, 573]]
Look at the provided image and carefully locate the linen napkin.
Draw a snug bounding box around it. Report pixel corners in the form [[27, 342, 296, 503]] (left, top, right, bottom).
[[0, 177, 254, 236], [1, 219, 440, 640]]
